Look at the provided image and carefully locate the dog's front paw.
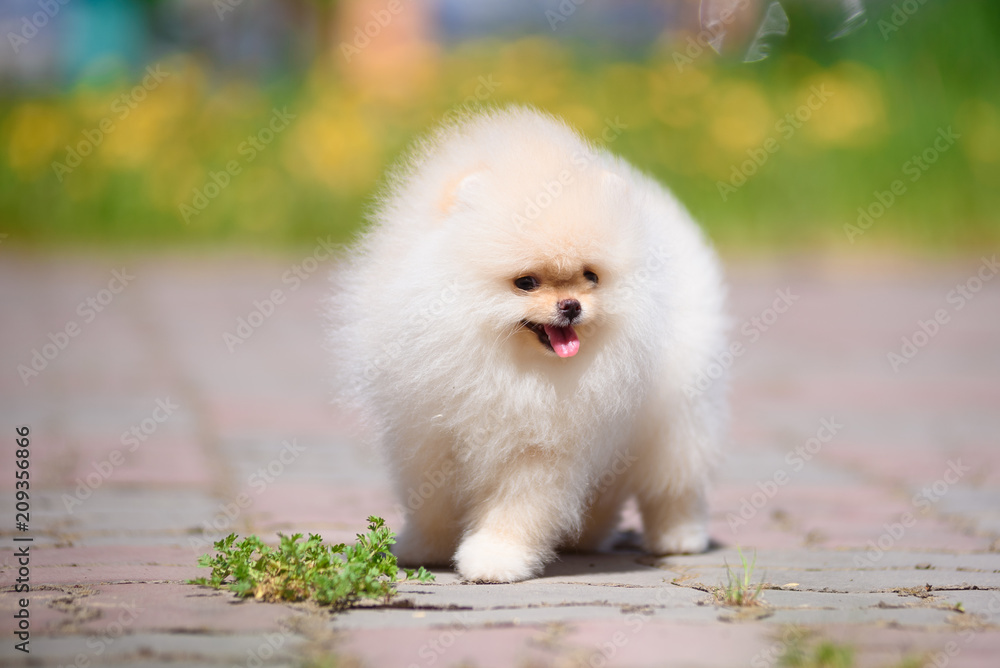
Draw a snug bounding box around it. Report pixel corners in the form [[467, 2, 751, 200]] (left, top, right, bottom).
[[645, 522, 710, 555], [454, 531, 544, 583]]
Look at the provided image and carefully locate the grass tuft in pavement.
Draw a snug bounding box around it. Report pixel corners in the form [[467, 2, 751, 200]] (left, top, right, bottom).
[[780, 637, 855, 668], [189, 515, 433, 609], [779, 636, 926, 668], [714, 546, 766, 607]]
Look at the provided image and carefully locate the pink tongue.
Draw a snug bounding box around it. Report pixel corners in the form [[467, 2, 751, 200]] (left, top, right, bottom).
[[543, 324, 580, 358]]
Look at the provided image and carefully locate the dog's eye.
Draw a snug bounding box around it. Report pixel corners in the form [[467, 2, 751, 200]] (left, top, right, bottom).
[[514, 276, 540, 291], [584, 270, 599, 284]]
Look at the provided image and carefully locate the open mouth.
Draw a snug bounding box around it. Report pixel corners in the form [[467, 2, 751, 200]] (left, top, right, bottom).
[[521, 321, 580, 358]]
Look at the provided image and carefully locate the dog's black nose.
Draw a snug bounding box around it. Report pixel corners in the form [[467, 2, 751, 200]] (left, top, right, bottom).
[[558, 299, 581, 321]]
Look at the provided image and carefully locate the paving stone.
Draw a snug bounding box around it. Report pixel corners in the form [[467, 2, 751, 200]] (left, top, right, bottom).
[[656, 547, 1000, 572], [932, 487, 1000, 535], [764, 605, 956, 626], [104, 437, 213, 488], [330, 601, 724, 631], [218, 434, 384, 485], [924, 589, 1000, 621], [391, 579, 707, 611], [247, 483, 399, 534], [337, 620, 774, 668], [46, 532, 220, 549], [336, 625, 556, 668], [717, 450, 861, 486], [757, 590, 914, 609], [555, 619, 773, 668], [2, 631, 305, 666], [4, 545, 197, 568], [535, 554, 682, 586], [34, 489, 225, 536], [664, 564, 1000, 594], [817, 625, 1000, 668], [78, 583, 306, 634], [4, 563, 202, 586]]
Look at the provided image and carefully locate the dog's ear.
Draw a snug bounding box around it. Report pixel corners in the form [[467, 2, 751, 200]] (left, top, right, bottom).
[[438, 168, 487, 217]]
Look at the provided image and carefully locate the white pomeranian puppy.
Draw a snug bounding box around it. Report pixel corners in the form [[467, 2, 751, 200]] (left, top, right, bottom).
[[327, 106, 727, 583]]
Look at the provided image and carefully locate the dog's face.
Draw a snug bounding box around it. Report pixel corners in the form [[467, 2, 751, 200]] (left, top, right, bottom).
[[509, 260, 600, 358], [439, 164, 633, 360]]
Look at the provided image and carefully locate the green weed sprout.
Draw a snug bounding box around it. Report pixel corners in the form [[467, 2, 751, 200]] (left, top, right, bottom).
[[190, 516, 433, 609], [780, 638, 855, 668], [714, 546, 765, 607]]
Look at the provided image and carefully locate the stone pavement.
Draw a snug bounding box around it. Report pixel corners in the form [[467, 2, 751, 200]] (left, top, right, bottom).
[[1, 249, 999, 667]]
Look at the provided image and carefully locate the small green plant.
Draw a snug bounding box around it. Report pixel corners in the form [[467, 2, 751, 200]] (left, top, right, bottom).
[[779, 638, 855, 668], [190, 516, 433, 609], [714, 546, 765, 607]]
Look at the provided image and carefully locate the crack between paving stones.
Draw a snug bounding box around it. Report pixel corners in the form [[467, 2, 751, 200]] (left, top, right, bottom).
[[652, 563, 998, 573], [35, 584, 102, 633], [359, 599, 665, 612], [881, 584, 1000, 593], [545, 581, 651, 587]]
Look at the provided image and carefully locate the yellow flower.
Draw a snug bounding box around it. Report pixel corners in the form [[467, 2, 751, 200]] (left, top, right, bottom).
[[494, 38, 570, 107], [6, 103, 68, 179], [596, 63, 653, 128], [286, 104, 378, 193], [956, 99, 1000, 164], [650, 65, 711, 129], [707, 81, 773, 153], [796, 62, 885, 147]]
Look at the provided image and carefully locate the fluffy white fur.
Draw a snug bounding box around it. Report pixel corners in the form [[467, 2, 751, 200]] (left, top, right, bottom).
[[327, 106, 728, 583]]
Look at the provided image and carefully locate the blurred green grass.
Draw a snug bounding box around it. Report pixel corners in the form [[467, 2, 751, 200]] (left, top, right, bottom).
[[1, 1, 998, 252]]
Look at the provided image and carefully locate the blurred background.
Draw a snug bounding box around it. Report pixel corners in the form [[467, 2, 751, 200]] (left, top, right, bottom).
[[0, 0, 997, 252]]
